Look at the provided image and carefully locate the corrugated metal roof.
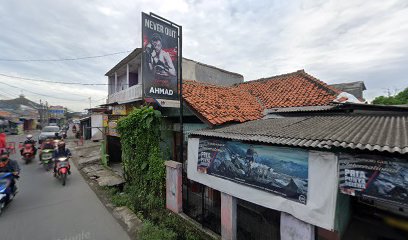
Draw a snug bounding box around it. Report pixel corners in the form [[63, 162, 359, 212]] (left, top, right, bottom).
[[264, 105, 336, 114], [192, 115, 408, 154]]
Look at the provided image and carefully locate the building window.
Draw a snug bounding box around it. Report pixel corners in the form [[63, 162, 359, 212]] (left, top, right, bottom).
[[129, 72, 138, 87]]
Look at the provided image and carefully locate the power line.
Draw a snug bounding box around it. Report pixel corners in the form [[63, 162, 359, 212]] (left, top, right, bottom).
[[92, 96, 107, 103], [0, 76, 98, 98], [0, 50, 131, 62], [0, 81, 87, 102], [0, 73, 109, 86]]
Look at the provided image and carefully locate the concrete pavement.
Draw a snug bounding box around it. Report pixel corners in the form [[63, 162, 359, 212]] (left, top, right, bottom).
[[0, 132, 131, 240]]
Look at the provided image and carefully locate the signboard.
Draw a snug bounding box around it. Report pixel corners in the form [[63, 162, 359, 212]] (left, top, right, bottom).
[[107, 120, 119, 137], [142, 13, 179, 100], [103, 115, 108, 128], [339, 153, 408, 206], [156, 99, 180, 108], [49, 106, 66, 118], [197, 139, 309, 204], [112, 105, 127, 115]]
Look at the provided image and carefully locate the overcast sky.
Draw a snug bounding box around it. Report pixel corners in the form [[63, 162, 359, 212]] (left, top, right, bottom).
[[0, 0, 407, 111]]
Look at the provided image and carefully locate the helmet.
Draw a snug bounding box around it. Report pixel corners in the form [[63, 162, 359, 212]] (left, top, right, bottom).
[[0, 149, 9, 167], [58, 141, 66, 148], [26, 134, 33, 140]]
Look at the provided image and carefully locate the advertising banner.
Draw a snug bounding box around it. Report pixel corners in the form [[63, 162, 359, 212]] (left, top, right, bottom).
[[197, 139, 309, 204], [107, 120, 119, 137], [142, 13, 179, 100], [112, 105, 127, 115], [339, 153, 408, 206], [48, 106, 65, 118]]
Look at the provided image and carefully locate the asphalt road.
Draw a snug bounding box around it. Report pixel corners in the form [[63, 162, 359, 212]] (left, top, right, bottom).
[[0, 131, 130, 240]]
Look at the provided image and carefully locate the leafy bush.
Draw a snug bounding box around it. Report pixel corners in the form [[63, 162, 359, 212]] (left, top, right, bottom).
[[139, 221, 177, 240], [116, 106, 165, 211], [372, 87, 408, 105], [115, 106, 213, 240]]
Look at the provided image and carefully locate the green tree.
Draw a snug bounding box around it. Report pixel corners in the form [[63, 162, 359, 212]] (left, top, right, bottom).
[[372, 87, 408, 105]]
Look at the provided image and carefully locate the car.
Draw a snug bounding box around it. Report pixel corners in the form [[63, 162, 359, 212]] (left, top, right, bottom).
[[38, 126, 60, 144]]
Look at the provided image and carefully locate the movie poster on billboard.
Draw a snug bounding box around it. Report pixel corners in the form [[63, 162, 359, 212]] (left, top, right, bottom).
[[142, 13, 179, 100], [197, 138, 309, 204], [339, 153, 408, 206]]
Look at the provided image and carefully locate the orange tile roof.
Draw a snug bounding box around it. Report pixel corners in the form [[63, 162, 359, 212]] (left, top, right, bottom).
[[0, 111, 12, 117], [183, 81, 263, 125], [236, 70, 340, 109], [182, 70, 340, 126]]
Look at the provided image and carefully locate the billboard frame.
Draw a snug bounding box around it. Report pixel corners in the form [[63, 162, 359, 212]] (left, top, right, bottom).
[[141, 12, 184, 165]]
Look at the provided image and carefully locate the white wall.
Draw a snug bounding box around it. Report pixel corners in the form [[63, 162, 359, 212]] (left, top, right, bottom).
[[187, 137, 339, 230], [91, 114, 103, 141]]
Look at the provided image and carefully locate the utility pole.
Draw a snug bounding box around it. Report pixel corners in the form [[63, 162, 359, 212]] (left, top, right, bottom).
[[45, 101, 49, 126], [39, 99, 43, 128], [89, 97, 91, 109]]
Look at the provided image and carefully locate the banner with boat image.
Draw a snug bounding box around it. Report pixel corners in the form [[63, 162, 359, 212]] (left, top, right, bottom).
[[197, 138, 309, 204]]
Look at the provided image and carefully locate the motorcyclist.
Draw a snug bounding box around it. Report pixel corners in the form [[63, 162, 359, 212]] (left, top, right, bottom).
[[0, 149, 20, 200], [39, 139, 55, 165], [20, 134, 37, 156], [40, 139, 55, 151], [53, 141, 71, 176]]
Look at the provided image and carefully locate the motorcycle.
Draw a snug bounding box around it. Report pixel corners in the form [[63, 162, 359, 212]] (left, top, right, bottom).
[[0, 172, 17, 215], [40, 149, 54, 171], [21, 143, 35, 164], [60, 131, 67, 139], [55, 156, 70, 186]]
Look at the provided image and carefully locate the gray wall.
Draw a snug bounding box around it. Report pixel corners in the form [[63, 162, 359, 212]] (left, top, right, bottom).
[[182, 58, 243, 86], [330, 81, 366, 100], [108, 56, 244, 95]]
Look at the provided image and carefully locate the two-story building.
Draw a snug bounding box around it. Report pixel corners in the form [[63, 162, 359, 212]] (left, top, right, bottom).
[[103, 48, 244, 165]]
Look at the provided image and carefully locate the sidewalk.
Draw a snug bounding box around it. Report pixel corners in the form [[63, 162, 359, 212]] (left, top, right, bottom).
[[69, 140, 125, 187], [67, 139, 142, 238]]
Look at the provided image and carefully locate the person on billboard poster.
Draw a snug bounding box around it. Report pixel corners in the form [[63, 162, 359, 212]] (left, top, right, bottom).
[[145, 33, 176, 77], [245, 145, 258, 177]]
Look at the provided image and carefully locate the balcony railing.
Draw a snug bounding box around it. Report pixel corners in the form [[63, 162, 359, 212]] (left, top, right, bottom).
[[108, 84, 143, 104]]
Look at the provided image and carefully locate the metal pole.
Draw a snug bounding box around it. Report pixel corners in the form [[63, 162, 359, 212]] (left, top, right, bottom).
[[148, 13, 183, 163], [148, 12, 185, 205], [179, 25, 183, 164]]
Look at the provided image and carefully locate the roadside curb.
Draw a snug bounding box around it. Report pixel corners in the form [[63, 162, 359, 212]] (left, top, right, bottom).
[[68, 140, 143, 239]]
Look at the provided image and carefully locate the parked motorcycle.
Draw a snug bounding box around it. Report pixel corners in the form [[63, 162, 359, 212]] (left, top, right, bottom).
[[40, 149, 54, 171], [55, 156, 70, 186], [21, 143, 35, 164], [0, 172, 18, 215]]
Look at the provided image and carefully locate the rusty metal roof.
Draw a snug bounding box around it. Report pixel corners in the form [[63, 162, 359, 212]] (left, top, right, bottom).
[[192, 114, 408, 154]]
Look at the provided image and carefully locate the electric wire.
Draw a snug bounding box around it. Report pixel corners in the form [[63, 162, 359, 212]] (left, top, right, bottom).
[[0, 50, 131, 62], [0, 73, 109, 86], [0, 81, 87, 102]]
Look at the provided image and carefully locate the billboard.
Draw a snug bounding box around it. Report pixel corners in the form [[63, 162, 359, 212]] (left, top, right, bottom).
[[197, 139, 309, 204], [339, 153, 408, 206], [48, 106, 66, 118], [142, 13, 179, 100], [107, 120, 119, 137]]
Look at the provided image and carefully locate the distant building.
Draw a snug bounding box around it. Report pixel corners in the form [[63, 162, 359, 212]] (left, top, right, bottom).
[[102, 48, 244, 164], [330, 81, 366, 101], [48, 105, 66, 126], [0, 94, 40, 130]]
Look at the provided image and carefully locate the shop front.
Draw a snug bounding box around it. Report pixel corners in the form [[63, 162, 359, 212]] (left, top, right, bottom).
[[339, 153, 408, 240], [187, 136, 340, 240]]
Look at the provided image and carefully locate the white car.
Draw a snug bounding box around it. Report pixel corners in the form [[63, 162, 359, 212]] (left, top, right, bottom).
[[38, 126, 60, 144]]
